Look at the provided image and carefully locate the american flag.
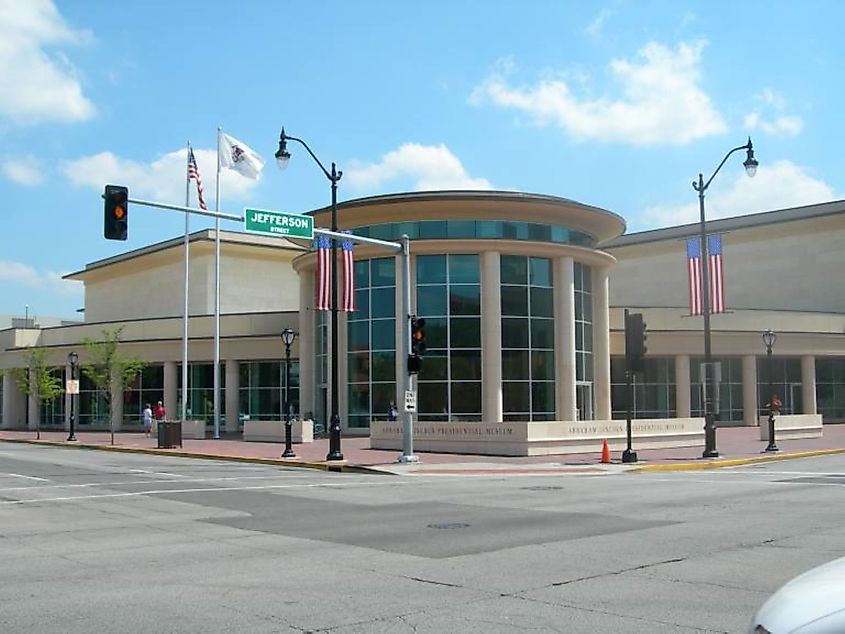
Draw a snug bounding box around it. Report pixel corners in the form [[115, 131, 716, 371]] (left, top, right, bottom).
[[686, 235, 726, 316], [341, 232, 355, 312], [315, 235, 331, 311], [187, 148, 207, 210]]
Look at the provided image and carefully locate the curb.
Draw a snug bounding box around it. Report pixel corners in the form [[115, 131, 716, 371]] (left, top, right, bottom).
[[629, 447, 845, 472], [0, 438, 389, 475]]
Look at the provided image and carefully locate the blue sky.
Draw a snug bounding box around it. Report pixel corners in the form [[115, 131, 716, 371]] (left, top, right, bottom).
[[1, 1, 842, 320]]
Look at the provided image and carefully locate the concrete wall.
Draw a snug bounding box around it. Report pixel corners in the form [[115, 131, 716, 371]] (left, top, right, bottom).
[[608, 214, 845, 313]]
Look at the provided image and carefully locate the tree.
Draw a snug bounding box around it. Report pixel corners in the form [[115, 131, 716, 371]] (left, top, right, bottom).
[[6, 348, 64, 438], [81, 326, 145, 442]]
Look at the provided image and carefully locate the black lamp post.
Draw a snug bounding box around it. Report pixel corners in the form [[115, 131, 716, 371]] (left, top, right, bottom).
[[281, 327, 298, 458], [693, 138, 759, 458], [276, 128, 344, 461], [67, 351, 78, 442], [762, 329, 779, 452]]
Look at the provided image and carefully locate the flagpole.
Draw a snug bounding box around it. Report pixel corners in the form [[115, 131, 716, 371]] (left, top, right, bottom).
[[213, 128, 222, 440], [182, 143, 191, 424]]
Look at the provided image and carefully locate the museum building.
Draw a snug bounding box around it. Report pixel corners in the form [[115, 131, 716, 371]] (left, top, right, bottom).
[[1, 191, 844, 437]]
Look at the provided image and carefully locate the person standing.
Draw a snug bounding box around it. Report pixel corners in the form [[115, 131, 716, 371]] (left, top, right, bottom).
[[388, 401, 398, 421], [154, 400, 166, 422], [142, 403, 153, 437]]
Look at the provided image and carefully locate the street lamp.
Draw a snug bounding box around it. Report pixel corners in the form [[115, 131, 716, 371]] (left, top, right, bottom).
[[281, 327, 298, 458], [693, 138, 759, 458], [276, 128, 344, 461], [67, 351, 78, 442], [762, 329, 779, 452]]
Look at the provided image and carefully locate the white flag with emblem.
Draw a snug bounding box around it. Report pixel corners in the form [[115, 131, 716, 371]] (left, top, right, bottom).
[[218, 132, 265, 179]]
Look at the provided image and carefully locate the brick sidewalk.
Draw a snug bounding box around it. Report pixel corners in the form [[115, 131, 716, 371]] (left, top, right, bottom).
[[2, 424, 845, 474]]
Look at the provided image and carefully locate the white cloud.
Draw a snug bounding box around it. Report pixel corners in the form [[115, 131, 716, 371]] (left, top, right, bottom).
[[0, 0, 95, 125], [2, 155, 44, 185], [471, 40, 726, 146], [640, 160, 835, 229], [0, 258, 80, 297], [744, 89, 803, 137], [345, 143, 493, 192], [60, 147, 260, 205], [586, 9, 615, 36]]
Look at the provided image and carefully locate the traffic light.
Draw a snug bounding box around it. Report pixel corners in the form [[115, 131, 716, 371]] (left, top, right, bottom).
[[411, 316, 427, 356], [625, 311, 647, 372], [408, 316, 427, 375], [104, 185, 128, 240]]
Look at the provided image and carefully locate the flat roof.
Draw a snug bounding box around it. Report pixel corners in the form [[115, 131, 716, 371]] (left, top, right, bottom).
[[606, 199, 845, 247]]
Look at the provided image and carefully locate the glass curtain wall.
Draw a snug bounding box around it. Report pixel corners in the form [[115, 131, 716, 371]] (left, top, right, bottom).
[[123, 365, 164, 427], [501, 255, 555, 421], [574, 263, 594, 420], [314, 310, 328, 433], [38, 368, 65, 428], [756, 357, 801, 416], [239, 361, 300, 424], [348, 257, 396, 429], [610, 357, 676, 419], [177, 363, 225, 423], [77, 372, 109, 427], [690, 357, 744, 422], [416, 254, 482, 421], [816, 358, 845, 421]]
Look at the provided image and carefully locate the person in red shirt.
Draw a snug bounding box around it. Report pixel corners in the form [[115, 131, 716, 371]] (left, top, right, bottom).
[[154, 401, 166, 422]]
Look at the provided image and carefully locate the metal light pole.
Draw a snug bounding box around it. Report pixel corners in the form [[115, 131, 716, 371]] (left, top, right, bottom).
[[762, 329, 779, 452], [67, 351, 78, 442], [276, 128, 344, 461], [693, 138, 758, 458], [281, 328, 298, 458]]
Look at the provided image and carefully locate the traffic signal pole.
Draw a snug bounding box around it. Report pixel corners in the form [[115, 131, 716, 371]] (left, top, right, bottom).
[[399, 235, 419, 463]]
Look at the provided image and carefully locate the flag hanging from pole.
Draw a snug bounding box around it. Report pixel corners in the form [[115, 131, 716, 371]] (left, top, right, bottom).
[[218, 132, 265, 179], [315, 235, 331, 311], [187, 147, 207, 210], [341, 231, 355, 312], [686, 235, 726, 316]]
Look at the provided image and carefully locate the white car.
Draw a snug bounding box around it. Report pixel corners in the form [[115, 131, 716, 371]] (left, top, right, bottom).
[[750, 555, 845, 633]]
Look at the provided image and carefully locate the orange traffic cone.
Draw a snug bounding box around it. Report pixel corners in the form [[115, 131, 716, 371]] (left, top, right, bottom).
[[601, 439, 611, 464]]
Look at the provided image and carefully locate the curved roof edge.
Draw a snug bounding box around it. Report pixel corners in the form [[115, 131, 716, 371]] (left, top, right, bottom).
[[307, 190, 627, 244]]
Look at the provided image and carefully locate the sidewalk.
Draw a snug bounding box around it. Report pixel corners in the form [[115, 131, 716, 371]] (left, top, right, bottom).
[[2, 425, 845, 475]]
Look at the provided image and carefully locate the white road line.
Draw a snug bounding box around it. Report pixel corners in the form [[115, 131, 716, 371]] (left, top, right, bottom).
[[2, 473, 50, 482], [0, 473, 336, 493], [0, 480, 404, 505], [128, 469, 189, 478]]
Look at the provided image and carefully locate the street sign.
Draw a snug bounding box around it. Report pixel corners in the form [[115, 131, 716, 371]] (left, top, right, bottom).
[[66, 379, 79, 395], [404, 390, 417, 413], [244, 208, 313, 239]]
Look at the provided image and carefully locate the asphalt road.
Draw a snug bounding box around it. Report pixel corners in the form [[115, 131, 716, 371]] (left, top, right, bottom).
[[1, 444, 844, 633]]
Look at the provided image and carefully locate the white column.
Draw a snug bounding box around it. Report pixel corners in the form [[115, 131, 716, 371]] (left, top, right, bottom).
[[163, 361, 177, 422], [2, 373, 18, 429], [742, 354, 758, 426], [27, 371, 39, 431], [110, 368, 124, 431], [675, 354, 691, 418], [3, 373, 25, 428], [592, 266, 611, 420], [225, 359, 239, 431], [801, 355, 817, 415], [481, 251, 502, 423], [299, 269, 315, 421], [555, 257, 576, 421]]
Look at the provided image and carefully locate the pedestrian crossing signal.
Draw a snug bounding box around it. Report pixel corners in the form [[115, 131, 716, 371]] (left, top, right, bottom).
[[411, 317, 427, 356]]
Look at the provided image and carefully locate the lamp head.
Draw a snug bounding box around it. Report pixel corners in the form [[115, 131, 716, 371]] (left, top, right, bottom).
[[275, 127, 291, 170], [743, 137, 759, 178], [68, 350, 79, 366], [762, 328, 777, 350], [281, 327, 297, 347]]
